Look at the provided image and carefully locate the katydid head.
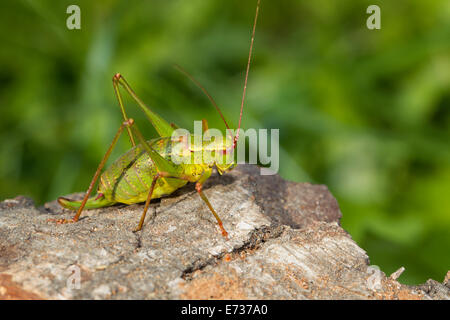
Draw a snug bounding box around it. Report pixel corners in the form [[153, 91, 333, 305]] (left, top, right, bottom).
[[200, 134, 236, 174]]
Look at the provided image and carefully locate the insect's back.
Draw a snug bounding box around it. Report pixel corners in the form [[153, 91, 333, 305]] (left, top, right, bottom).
[[98, 137, 188, 204]]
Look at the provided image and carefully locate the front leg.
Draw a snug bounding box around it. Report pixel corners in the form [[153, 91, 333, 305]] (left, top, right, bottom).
[[195, 170, 229, 239]]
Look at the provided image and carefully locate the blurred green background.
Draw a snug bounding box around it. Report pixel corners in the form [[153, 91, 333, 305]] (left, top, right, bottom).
[[0, 0, 449, 285]]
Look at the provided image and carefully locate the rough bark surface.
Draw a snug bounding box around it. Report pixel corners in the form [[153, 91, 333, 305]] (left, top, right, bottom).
[[0, 165, 448, 300]]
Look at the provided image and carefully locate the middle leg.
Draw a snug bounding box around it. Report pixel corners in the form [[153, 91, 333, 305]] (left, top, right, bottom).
[[134, 171, 189, 232]]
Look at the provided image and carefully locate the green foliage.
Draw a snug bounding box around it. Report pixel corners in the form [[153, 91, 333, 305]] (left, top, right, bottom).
[[0, 0, 449, 284]]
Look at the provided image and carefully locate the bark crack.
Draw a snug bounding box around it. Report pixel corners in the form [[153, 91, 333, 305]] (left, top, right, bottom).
[[181, 224, 284, 281]]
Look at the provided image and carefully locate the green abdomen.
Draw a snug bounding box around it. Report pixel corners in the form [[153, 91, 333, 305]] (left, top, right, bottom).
[[98, 138, 187, 204]]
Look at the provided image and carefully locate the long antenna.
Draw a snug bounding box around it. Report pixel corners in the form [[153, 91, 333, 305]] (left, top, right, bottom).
[[174, 64, 232, 136], [234, 0, 260, 147]]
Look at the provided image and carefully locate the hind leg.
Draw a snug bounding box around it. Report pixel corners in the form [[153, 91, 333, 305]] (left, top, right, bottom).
[[54, 119, 135, 224]]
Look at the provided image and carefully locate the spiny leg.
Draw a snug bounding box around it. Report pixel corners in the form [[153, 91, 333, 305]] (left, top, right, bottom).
[[135, 172, 163, 232], [134, 171, 189, 232], [135, 171, 229, 239], [55, 119, 135, 224], [113, 74, 135, 147], [195, 182, 228, 239]]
